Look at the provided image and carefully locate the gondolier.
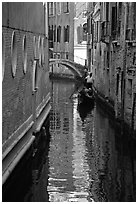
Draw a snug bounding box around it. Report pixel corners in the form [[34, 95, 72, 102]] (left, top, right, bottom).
[[85, 72, 93, 88]]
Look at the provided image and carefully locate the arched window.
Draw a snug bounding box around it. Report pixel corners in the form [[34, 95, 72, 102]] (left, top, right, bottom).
[[11, 31, 17, 77]]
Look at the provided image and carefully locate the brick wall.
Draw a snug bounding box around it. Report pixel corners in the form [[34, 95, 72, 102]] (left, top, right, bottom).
[[89, 2, 136, 129], [2, 2, 50, 146]]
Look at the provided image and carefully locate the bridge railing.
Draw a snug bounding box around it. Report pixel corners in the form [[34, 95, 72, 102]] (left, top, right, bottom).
[[49, 50, 88, 70]]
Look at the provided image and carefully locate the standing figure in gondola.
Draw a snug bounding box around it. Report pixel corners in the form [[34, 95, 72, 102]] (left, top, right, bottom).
[[85, 72, 93, 89]]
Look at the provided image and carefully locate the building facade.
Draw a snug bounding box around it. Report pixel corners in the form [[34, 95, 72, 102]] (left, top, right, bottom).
[[2, 2, 51, 184], [48, 2, 75, 76], [74, 2, 87, 65], [87, 2, 136, 131]]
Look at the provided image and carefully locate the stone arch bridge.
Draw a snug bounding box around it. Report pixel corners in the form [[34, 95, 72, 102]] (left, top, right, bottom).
[[49, 59, 86, 79]]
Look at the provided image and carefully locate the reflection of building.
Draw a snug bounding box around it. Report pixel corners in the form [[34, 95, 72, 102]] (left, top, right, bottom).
[[84, 103, 135, 201], [48, 81, 75, 201], [86, 2, 136, 130], [74, 2, 87, 65]]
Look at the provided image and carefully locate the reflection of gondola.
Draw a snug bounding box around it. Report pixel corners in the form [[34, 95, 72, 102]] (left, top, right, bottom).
[[77, 99, 94, 122]]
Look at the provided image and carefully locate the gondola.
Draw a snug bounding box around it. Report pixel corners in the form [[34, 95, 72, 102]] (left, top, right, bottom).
[[77, 87, 95, 122], [78, 87, 95, 105]]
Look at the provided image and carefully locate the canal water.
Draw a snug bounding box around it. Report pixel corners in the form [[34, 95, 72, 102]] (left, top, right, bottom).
[[3, 79, 136, 202]]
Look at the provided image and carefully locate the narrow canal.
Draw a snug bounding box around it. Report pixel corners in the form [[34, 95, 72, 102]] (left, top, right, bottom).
[[3, 79, 135, 202]]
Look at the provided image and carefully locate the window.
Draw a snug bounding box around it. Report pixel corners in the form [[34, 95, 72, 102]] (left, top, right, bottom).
[[57, 26, 61, 43], [116, 73, 119, 95], [93, 22, 99, 42], [57, 2, 61, 14], [77, 26, 81, 43], [128, 79, 132, 98], [54, 2, 56, 15], [63, 2, 69, 13], [133, 52, 136, 65], [67, 25, 69, 42], [2, 33, 5, 81], [83, 23, 87, 41], [117, 2, 122, 36], [66, 53, 69, 59], [118, 2, 122, 18], [91, 17, 93, 34], [133, 3, 136, 31], [49, 25, 53, 41], [64, 25, 69, 42], [107, 50, 109, 68], [49, 25, 53, 48], [22, 35, 27, 74], [106, 3, 109, 21], [11, 31, 17, 77], [57, 53, 60, 59], [112, 4, 117, 36], [49, 3, 54, 16], [94, 21, 99, 42], [94, 22, 96, 42], [54, 25, 56, 42]]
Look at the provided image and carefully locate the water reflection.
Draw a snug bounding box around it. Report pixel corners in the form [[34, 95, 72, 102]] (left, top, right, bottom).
[[3, 79, 135, 202], [48, 79, 135, 202], [2, 119, 50, 202], [77, 100, 95, 123]]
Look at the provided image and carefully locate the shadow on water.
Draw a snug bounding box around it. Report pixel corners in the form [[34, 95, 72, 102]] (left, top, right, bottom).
[[2, 118, 51, 202], [83, 104, 136, 202]]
